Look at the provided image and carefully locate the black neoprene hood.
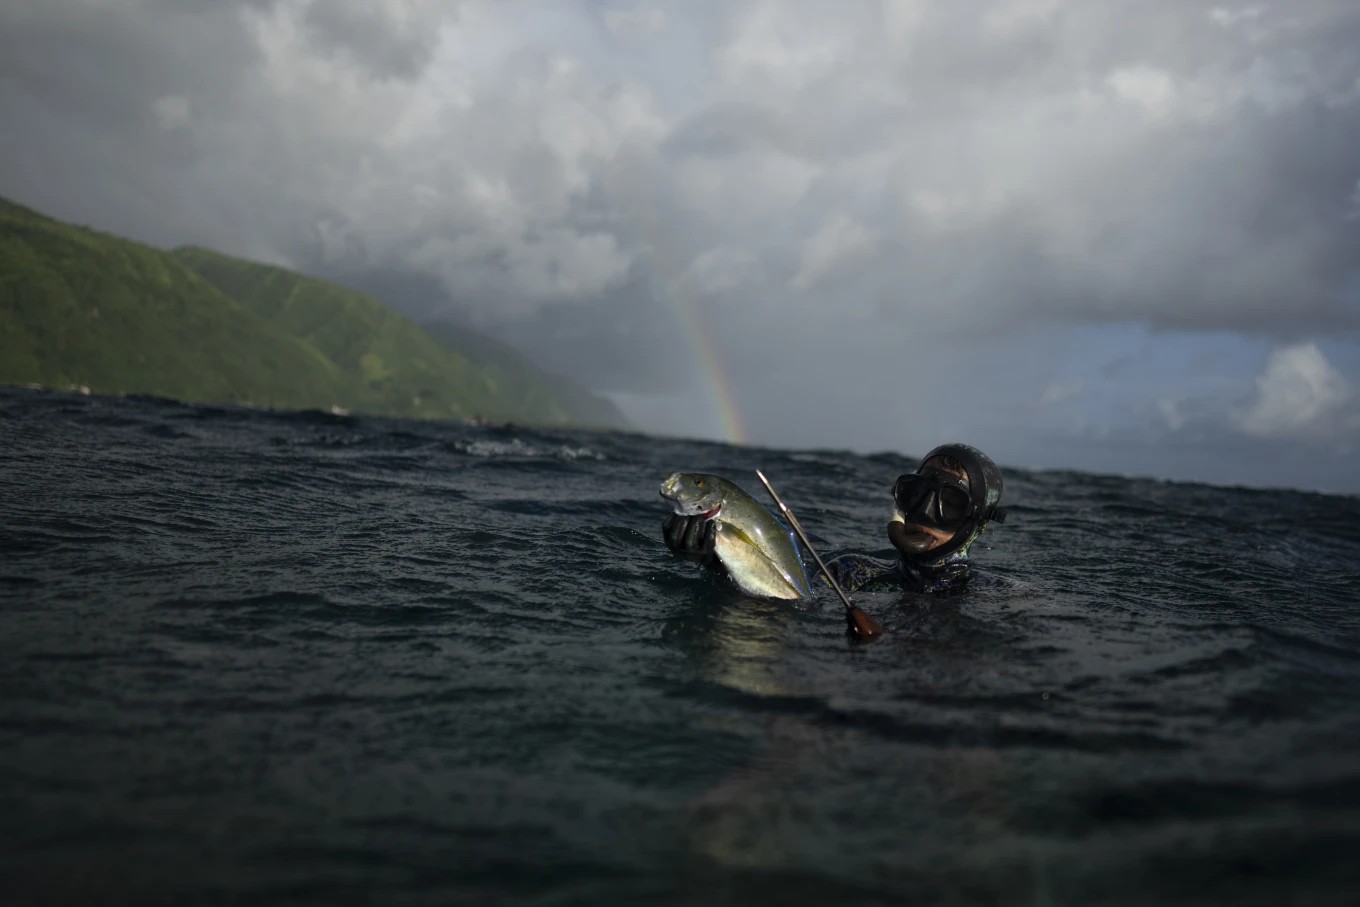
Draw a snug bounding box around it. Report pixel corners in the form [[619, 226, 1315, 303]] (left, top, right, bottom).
[[913, 442, 1005, 562]]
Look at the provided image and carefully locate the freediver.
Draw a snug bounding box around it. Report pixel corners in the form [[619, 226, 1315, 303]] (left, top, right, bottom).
[[662, 442, 1006, 595]]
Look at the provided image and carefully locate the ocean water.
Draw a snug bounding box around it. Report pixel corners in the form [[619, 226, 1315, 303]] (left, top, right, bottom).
[[2, 386, 1359, 907]]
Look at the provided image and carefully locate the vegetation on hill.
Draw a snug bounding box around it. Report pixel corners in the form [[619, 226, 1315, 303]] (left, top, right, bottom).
[[0, 197, 629, 429], [0, 197, 338, 409]]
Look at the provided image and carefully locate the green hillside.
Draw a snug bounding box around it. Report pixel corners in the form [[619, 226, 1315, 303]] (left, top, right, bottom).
[[0, 197, 341, 409], [0, 196, 629, 429]]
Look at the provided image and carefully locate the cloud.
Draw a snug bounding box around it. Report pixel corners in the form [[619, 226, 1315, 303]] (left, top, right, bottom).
[[1038, 380, 1084, 407], [1106, 66, 1176, 116], [1209, 5, 1265, 29], [715, 1, 850, 91], [789, 214, 878, 291], [1157, 398, 1187, 432], [604, 5, 668, 39], [682, 247, 760, 296], [298, 0, 459, 79], [2, 0, 1360, 488], [1234, 343, 1353, 439], [152, 95, 191, 131]]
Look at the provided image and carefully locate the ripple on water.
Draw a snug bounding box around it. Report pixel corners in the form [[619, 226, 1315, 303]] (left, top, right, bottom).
[[2, 387, 1358, 906]]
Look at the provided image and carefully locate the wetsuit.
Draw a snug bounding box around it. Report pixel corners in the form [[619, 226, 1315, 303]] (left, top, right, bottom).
[[823, 550, 972, 595]]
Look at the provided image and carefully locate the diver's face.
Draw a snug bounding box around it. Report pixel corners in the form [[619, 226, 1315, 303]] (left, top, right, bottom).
[[891, 456, 969, 553]]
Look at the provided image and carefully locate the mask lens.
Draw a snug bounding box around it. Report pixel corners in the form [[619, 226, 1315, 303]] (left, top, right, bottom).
[[892, 476, 926, 512], [893, 472, 972, 530], [937, 485, 971, 526]]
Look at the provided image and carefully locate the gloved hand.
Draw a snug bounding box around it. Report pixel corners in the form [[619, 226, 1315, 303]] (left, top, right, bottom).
[[662, 513, 719, 567]]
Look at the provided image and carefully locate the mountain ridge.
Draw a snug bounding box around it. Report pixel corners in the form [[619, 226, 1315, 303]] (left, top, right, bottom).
[[0, 197, 630, 430]]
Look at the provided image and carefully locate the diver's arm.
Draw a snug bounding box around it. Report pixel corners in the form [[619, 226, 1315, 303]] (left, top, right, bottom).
[[662, 513, 721, 569]]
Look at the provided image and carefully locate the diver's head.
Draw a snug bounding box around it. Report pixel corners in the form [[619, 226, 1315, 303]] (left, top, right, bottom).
[[888, 443, 1005, 565]]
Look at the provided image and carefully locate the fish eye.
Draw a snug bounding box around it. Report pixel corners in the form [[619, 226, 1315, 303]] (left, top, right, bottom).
[[695, 479, 705, 488]]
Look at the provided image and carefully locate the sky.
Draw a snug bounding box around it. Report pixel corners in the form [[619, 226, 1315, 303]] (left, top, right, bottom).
[[3, 0, 1360, 493]]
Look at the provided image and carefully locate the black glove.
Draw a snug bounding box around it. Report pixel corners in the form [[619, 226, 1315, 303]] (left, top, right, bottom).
[[662, 513, 719, 567]]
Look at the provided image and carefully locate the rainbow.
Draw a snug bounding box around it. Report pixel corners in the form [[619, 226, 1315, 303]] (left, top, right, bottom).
[[668, 294, 748, 445]]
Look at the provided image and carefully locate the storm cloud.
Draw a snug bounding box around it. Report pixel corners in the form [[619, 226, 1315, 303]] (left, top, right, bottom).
[[3, 0, 1359, 490]]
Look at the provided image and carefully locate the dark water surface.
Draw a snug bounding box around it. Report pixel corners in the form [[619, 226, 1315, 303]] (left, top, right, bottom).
[[3, 388, 1359, 906]]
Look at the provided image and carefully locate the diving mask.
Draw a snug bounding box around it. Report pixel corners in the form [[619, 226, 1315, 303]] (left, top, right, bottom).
[[892, 470, 975, 531]]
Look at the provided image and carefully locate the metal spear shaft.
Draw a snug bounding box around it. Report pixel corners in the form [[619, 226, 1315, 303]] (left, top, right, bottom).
[[755, 470, 883, 641]]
